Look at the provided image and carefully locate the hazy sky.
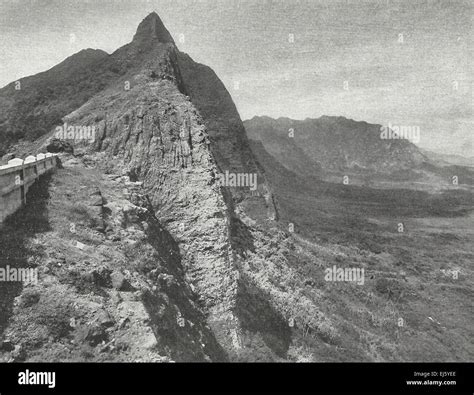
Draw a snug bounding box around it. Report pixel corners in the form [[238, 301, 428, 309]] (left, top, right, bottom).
[[0, 0, 472, 156]]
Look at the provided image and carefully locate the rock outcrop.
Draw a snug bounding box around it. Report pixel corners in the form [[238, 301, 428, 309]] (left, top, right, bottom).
[[29, 12, 279, 358]]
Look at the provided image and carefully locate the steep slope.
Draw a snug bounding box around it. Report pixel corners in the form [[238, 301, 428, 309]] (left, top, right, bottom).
[[0, 49, 108, 152], [176, 53, 260, 176], [48, 13, 247, 357], [0, 161, 228, 362], [249, 128, 323, 180], [1, 12, 282, 360], [0, 13, 181, 156]]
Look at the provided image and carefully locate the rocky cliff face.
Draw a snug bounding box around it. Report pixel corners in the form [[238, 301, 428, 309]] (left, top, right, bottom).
[[4, 12, 283, 360], [50, 13, 248, 357]]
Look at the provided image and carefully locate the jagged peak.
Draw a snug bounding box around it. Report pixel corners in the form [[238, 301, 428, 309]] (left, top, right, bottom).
[[132, 12, 175, 45]]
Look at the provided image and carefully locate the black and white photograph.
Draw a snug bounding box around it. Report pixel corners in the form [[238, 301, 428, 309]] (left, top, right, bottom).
[[0, 0, 472, 392]]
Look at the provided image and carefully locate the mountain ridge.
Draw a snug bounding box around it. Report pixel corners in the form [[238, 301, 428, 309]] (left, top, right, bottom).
[[1, 12, 286, 361], [245, 115, 428, 178]]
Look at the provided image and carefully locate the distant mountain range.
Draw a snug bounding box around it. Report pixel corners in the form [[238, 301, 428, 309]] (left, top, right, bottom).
[[245, 115, 427, 176], [244, 116, 473, 188], [420, 149, 474, 168]]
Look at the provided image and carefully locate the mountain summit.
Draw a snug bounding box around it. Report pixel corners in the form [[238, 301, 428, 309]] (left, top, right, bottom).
[[0, 11, 282, 361], [132, 12, 175, 44]]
